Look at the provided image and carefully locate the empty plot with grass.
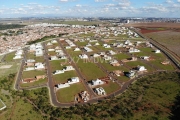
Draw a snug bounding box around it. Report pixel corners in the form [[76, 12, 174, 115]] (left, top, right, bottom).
[[53, 71, 78, 84], [114, 53, 130, 60], [4, 52, 17, 62], [22, 70, 46, 79], [102, 81, 120, 94], [76, 59, 106, 81], [150, 60, 174, 70], [56, 83, 86, 103], [20, 78, 47, 88], [0, 63, 20, 77], [49, 60, 65, 71]]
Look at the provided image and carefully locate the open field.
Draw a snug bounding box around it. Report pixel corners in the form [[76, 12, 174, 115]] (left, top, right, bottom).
[[76, 59, 106, 81], [102, 81, 120, 94], [145, 31, 180, 57], [0, 63, 20, 77], [22, 70, 46, 79], [56, 83, 86, 103], [3, 52, 17, 62], [124, 22, 180, 28], [20, 78, 47, 88]]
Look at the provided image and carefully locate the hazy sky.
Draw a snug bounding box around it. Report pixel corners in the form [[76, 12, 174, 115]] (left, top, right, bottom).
[[0, 0, 180, 18]]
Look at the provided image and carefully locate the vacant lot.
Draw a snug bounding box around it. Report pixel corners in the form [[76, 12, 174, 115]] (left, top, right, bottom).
[[56, 83, 86, 103], [145, 31, 180, 57]]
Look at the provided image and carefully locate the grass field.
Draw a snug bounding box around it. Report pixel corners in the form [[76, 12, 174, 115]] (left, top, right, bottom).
[[49, 60, 65, 71], [56, 83, 86, 103], [76, 59, 106, 81], [0, 98, 44, 120], [0, 100, 5, 108], [53, 71, 78, 84], [143, 30, 180, 57], [22, 70, 46, 79], [114, 53, 130, 60], [20, 78, 47, 88], [0, 63, 20, 77], [4, 52, 17, 62], [102, 81, 120, 94]]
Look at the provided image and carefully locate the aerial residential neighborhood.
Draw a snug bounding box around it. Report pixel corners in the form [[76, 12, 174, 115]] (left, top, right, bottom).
[[1, 0, 180, 119]]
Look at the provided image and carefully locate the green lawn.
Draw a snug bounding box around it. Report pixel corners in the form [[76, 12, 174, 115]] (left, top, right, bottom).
[[102, 81, 120, 94], [0, 63, 20, 77], [20, 78, 47, 88], [76, 59, 106, 81], [53, 71, 78, 84], [22, 70, 46, 79], [75, 41, 88, 47], [56, 83, 86, 103], [49, 60, 65, 71], [114, 53, 130, 60], [4, 52, 17, 62], [150, 60, 174, 71]]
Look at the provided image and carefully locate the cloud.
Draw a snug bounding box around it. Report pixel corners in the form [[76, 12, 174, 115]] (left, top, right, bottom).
[[177, 0, 180, 2], [95, 0, 106, 2], [59, 0, 68, 2]]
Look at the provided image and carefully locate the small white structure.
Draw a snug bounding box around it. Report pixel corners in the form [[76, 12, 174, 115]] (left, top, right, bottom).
[[103, 44, 111, 48], [53, 70, 64, 75], [86, 43, 92, 47], [126, 70, 136, 78], [84, 47, 93, 52], [94, 87, 106, 96], [49, 56, 60, 61], [137, 66, 147, 71], [92, 53, 100, 58], [63, 66, 75, 71], [155, 49, 161, 53], [108, 50, 116, 55], [94, 42, 100, 46], [57, 83, 70, 89], [129, 48, 140, 53], [34, 63, 45, 70], [103, 55, 112, 61], [24, 67, 35, 71], [91, 79, 105, 86], [26, 59, 35, 63], [68, 77, 80, 84], [51, 40, 57, 44], [140, 56, 150, 60], [60, 56, 67, 59], [15, 49, 23, 55], [48, 49, 55, 52], [65, 46, 71, 49], [79, 54, 88, 59], [47, 42, 53, 46], [35, 49, 43, 56], [74, 47, 81, 51]]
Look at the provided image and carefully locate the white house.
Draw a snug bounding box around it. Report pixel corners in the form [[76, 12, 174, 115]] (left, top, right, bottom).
[[126, 70, 136, 78], [67, 77, 80, 84], [24, 67, 35, 71], [129, 48, 140, 53], [49, 56, 60, 61], [60, 56, 67, 59], [103, 44, 111, 48], [140, 56, 150, 60], [57, 83, 70, 89], [91, 79, 105, 86], [26, 59, 35, 63], [74, 47, 81, 51], [94, 87, 106, 95], [84, 47, 93, 52], [86, 43, 92, 47], [51, 40, 57, 44], [103, 55, 112, 61], [92, 53, 100, 58], [137, 66, 147, 71], [47, 42, 53, 46], [79, 54, 88, 59], [35, 49, 43, 56], [155, 50, 161, 53], [65, 46, 71, 49], [35, 43, 43, 49], [15, 49, 23, 55], [63, 66, 75, 71], [48, 49, 55, 52], [53, 70, 64, 75], [94, 42, 100, 46], [109, 50, 116, 55], [34, 63, 45, 70]]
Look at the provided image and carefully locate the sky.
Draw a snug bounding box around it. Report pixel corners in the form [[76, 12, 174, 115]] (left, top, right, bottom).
[[0, 0, 180, 18]]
